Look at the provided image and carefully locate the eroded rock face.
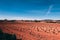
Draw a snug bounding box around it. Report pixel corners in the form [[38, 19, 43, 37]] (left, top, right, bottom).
[[0, 22, 60, 40]]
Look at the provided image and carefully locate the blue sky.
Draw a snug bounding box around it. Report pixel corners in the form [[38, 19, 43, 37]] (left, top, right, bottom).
[[0, 0, 60, 20]]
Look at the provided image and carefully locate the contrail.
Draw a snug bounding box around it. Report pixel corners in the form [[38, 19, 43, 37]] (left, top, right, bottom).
[[46, 5, 53, 15]]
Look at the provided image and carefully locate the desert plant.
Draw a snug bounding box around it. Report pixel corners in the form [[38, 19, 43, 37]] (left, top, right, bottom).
[[0, 29, 17, 40]]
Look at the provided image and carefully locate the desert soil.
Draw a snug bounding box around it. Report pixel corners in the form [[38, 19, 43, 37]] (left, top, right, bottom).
[[0, 22, 60, 40]]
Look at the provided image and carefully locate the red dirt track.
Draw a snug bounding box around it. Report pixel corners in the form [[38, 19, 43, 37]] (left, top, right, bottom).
[[0, 21, 60, 40]]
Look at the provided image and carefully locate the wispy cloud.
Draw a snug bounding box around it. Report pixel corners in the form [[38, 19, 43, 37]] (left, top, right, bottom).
[[46, 5, 53, 15]]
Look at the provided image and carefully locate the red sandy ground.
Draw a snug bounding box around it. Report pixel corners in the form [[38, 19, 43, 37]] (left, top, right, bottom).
[[0, 22, 60, 40]]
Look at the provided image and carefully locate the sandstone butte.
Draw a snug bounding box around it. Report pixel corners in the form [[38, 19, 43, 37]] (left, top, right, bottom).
[[0, 20, 60, 40]]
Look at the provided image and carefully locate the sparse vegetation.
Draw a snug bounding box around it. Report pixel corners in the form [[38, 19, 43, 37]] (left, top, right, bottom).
[[0, 29, 17, 40], [34, 20, 40, 22]]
